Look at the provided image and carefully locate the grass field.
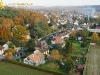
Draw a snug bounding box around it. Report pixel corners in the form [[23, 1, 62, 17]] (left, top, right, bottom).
[[84, 45, 100, 75], [0, 62, 53, 75]]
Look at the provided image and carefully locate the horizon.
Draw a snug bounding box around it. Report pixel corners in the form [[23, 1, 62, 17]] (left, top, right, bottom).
[[2, 0, 100, 6]]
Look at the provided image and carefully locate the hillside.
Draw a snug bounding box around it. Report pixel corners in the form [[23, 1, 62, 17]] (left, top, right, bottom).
[[0, 7, 50, 45]]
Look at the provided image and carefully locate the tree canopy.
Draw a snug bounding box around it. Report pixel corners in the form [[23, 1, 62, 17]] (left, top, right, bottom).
[[12, 25, 29, 41], [29, 21, 50, 39], [51, 50, 60, 60], [65, 39, 73, 54], [91, 32, 99, 43]]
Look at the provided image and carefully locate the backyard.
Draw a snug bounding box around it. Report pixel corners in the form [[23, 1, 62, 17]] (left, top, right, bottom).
[[0, 62, 53, 75], [71, 42, 87, 63]]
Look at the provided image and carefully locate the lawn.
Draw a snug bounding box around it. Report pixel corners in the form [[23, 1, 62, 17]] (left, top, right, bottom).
[[72, 42, 87, 57], [71, 42, 88, 64], [0, 62, 53, 75]]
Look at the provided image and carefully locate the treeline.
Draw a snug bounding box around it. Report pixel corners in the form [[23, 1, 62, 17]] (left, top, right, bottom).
[[0, 7, 48, 25]]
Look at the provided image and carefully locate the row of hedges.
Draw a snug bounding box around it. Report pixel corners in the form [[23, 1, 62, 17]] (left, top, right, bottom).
[[4, 60, 68, 75]]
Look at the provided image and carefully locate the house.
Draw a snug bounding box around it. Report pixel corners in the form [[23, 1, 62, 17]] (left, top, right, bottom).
[[60, 32, 69, 39], [0, 45, 4, 55], [35, 40, 49, 55], [51, 37, 63, 44], [3, 41, 11, 51], [24, 50, 45, 66], [3, 44, 8, 51]]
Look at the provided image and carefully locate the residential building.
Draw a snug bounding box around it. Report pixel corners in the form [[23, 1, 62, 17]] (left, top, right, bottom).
[[35, 40, 49, 55], [24, 50, 45, 66], [0, 45, 4, 55], [51, 37, 63, 44]]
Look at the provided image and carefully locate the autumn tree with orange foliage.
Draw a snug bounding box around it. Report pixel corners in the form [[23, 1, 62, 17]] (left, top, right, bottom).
[[51, 50, 60, 60], [71, 30, 76, 38], [0, 25, 10, 41], [14, 16, 20, 25], [91, 32, 99, 43], [5, 48, 16, 59]]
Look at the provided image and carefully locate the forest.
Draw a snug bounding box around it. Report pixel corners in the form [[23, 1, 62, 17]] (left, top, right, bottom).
[[0, 7, 50, 46]]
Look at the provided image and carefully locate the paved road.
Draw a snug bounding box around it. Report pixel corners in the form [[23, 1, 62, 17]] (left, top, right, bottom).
[[84, 45, 100, 75]]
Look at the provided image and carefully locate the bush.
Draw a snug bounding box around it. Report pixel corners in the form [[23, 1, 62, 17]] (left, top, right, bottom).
[[81, 43, 85, 48]]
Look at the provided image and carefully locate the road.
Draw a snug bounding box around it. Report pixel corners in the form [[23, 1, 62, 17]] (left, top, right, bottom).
[[41, 29, 70, 40]]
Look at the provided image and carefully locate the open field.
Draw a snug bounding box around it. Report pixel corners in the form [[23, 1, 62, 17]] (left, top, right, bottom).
[[83, 45, 100, 75], [0, 62, 53, 75]]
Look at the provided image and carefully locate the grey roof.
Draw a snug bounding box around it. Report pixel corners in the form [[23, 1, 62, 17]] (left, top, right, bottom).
[[35, 40, 48, 53]]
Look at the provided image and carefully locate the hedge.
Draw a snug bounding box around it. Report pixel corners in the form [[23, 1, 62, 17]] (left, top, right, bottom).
[[4, 60, 69, 75]]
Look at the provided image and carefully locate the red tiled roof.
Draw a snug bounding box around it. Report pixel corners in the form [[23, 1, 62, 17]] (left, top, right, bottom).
[[54, 37, 63, 44], [28, 50, 44, 62]]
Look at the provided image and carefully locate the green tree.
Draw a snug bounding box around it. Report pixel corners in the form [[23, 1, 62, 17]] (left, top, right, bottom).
[[47, 62, 59, 70], [65, 39, 73, 54], [80, 28, 89, 38], [26, 39, 35, 52], [84, 17, 88, 24], [9, 43, 14, 49], [29, 21, 50, 39], [64, 58, 74, 72]]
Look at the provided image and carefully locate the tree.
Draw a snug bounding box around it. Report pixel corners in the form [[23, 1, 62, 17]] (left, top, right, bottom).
[[26, 39, 35, 52], [79, 17, 84, 24], [9, 43, 15, 49], [62, 24, 68, 29], [12, 25, 29, 41], [0, 25, 10, 42], [47, 62, 59, 70], [71, 30, 76, 38], [14, 16, 20, 25], [65, 39, 73, 54], [80, 28, 89, 38], [91, 32, 99, 43], [81, 30, 87, 37], [51, 50, 59, 60], [64, 58, 74, 72], [84, 17, 88, 25], [4, 48, 16, 59], [29, 21, 50, 39]]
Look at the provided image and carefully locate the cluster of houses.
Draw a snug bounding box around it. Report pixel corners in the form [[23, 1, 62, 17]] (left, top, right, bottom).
[[24, 40, 49, 66], [0, 41, 24, 60], [0, 29, 70, 66], [24, 30, 71, 66], [0, 40, 49, 66]]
